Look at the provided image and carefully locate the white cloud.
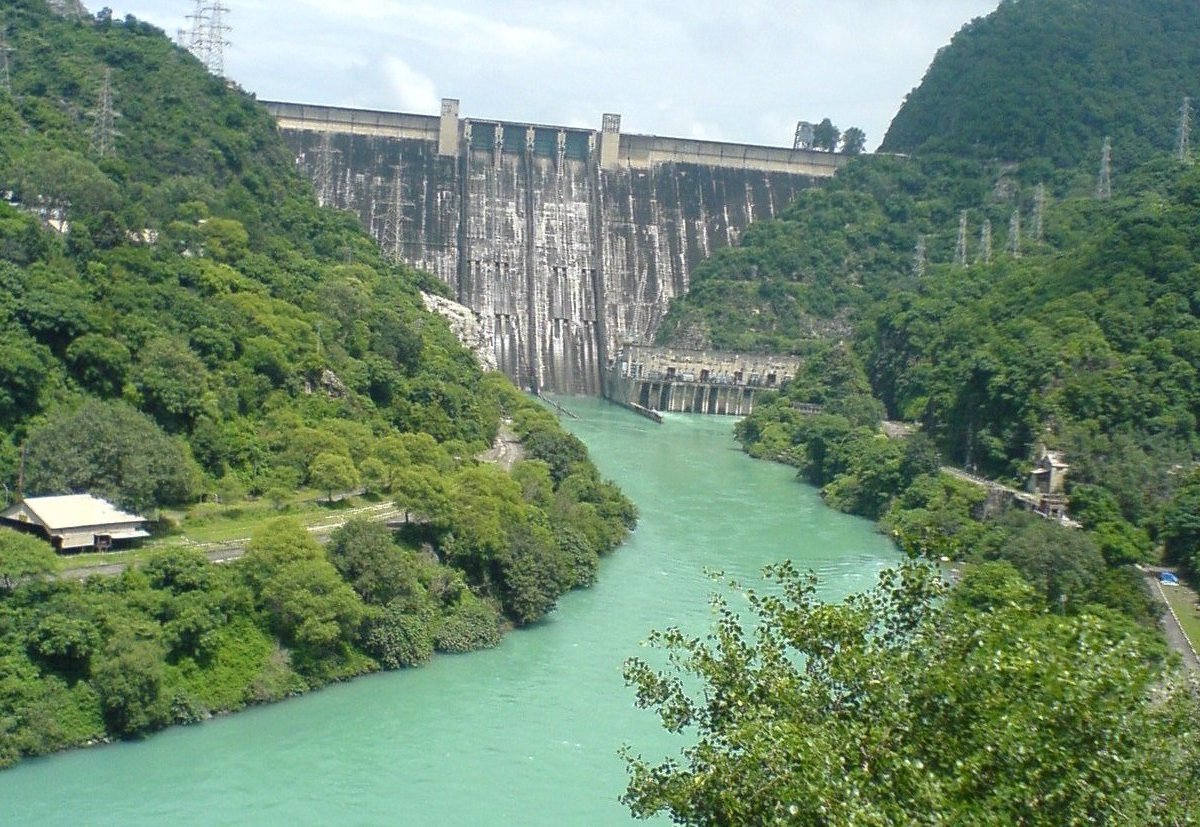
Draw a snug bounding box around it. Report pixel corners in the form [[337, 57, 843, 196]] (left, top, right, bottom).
[[381, 56, 441, 114], [112, 0, 1005, 148]]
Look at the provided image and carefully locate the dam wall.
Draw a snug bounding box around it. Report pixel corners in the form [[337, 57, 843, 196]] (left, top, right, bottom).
[[265, 99, 846, 394]]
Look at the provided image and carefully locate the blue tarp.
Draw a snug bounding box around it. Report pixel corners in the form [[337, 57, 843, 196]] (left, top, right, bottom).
[[1160, 571, 1180, 585]]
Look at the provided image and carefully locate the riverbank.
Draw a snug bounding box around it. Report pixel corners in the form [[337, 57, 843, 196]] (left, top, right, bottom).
[[0, 400, 897, 825]]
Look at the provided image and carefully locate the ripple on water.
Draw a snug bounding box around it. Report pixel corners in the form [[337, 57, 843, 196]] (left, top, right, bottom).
[[0, 399, 896, 827]]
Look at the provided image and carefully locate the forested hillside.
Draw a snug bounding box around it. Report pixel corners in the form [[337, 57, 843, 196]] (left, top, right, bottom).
[[882, 0, 1199, 166], [0, 1, 634, 767], [626, 2, 1200, 821]]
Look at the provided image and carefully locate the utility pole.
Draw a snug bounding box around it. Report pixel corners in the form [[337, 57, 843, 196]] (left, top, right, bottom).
[[1008, 209, 1021, 257], [1178, 96, 1193, 163], [1033, 183, 1046, 242], [978, 219, 992, 265], [1096, 137, 1112, 200], [913, 234, 927, 278], [955, 210, 969, 267], [89, 67, 117, 159]]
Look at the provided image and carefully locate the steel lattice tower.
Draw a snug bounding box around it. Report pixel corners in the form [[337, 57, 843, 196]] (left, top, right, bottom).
[[1033, 183, 1046, 242], [0, 19, 11, 96], [955, 211, 969, 267], [1178, 97, 1192, 163], [89, 68, 117, 159], [185, 2, 231, 77], [1096, 137, 1112, 200], [313, 132, 337, 208], [978, 219, 992, 265], [913, 234, 927, 278]]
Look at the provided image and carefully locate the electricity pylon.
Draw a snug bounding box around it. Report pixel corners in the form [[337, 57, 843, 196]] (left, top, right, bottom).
[[89, 67, 117, 159], [1178, 96, 1193, 163], [1096, 137, 1112, 200], [955, 211, 969, 267]]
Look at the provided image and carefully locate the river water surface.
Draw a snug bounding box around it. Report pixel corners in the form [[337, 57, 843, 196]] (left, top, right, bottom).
[[2, 399, 896, 825]]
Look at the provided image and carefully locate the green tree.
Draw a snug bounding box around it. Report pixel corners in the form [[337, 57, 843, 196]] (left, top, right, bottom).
[[840, 126, 867, 154], [327, 518, 419, 606], [91, 636, 169, 737], [65, 333, 131, 397], [1162, 469, 1200, 569], [0, 528, 57, 589], [308, 452, 359, 503], [23, 399, 199, 512], [812, 118, 841, 152], [130, 338, 210, 432], [623, 562, 1192, 824]]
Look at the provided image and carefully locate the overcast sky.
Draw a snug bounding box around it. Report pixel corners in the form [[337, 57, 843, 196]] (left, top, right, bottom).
[[109, 1, 1002, 150]]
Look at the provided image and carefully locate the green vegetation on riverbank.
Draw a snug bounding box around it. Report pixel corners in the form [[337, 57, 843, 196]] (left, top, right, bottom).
[[0, 3, 635, 769], [627, 1, 1200, 822]]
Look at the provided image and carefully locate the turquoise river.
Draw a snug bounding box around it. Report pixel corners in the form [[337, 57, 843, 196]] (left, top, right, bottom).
[[1, 398, 896, 825]]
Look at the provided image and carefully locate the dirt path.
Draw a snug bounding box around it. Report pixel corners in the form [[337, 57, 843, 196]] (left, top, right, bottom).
[[478, 422, 524, 471]]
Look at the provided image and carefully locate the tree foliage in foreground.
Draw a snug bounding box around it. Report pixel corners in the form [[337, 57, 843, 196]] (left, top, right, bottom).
[[623, 561, 1197, 825]]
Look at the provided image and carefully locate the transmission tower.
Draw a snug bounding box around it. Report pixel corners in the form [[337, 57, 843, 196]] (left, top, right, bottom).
[[205, 3, 230, 77], [185, 1, 231, 77], [0, 18, 11, 96], [1096, 137, 1112, 200], [913, 234, 927, 278], [186, 0, 207, 54], [1178, 96, 1193, 163], [955, 211, 969, 267], [978, 219, 992, 265], [1008, 209, 1021, 257], [1033, 183, 1046, 242], [89, 68, 117, 159], [313, 132, 338, 207], [380, 167, 413, 261]]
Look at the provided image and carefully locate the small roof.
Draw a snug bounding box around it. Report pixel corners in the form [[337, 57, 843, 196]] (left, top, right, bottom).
[[3, 494, 147, 530]]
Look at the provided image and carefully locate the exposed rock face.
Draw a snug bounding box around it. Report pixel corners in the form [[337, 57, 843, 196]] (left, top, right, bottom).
[[421, 292, 498, 372]]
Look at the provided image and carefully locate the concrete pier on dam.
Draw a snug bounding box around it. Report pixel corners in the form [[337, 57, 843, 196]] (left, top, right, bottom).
[[265, 98, 848, 395]]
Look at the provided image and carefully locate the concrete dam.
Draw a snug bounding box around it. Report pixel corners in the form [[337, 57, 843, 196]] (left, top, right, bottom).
[[265, 99, 847, 395]]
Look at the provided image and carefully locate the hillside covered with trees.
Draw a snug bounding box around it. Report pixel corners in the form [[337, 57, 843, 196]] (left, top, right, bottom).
[[0, 1, 634, 767], [626, 1, 1200, 822]]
